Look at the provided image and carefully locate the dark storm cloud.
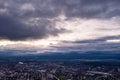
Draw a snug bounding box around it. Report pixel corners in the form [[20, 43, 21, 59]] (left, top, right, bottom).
[[61, 0, 120, 18], [0, 0, 120, 18], [40, 0, 120, 18], [0, 15, 65, 40], [0, 0, 67, 40], [0, 0, 120, 40]]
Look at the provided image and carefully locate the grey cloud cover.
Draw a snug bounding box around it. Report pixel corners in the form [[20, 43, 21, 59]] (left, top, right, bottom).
[[74, 35, 120, 43], [0, 0, 66, 40], [0, 0, 120, 40], [0, 0, 120, 18], [55, 35, 120, 52]]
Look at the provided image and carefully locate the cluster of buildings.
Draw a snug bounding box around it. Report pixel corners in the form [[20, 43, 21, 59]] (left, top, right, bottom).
[[0, 61, 120, 80]]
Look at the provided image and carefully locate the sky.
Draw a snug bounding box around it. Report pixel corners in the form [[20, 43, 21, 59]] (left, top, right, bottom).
[[0, 0, 120, 55]]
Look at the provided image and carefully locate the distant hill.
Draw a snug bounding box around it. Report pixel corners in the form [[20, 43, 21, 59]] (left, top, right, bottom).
[[0, 51, 120, 60]]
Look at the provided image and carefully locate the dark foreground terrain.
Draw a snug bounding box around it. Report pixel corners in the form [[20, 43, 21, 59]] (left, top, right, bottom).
[[0, 58, 120, 80], [0, 52, 120, 80]]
